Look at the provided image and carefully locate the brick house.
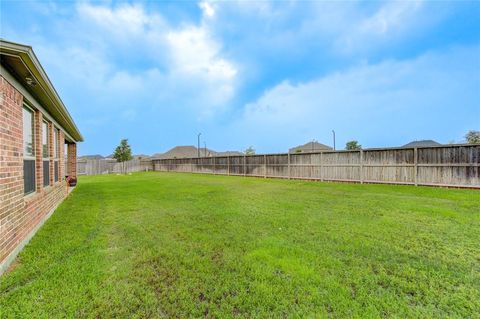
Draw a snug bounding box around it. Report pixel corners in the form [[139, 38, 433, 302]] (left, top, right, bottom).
[[0, 39, 83, 274]]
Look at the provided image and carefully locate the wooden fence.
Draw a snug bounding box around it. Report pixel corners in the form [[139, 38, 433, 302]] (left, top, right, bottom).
[[152, 144, 480, 188], [77, 158, 153, 175]]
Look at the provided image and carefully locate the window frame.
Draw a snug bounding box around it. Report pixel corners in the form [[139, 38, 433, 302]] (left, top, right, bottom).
[[23, 104, 36, 195], [53, 127, 60, 183], [23, 104, 35, 161], [42, 120, 50, 187], [42, 120, 49, 159]]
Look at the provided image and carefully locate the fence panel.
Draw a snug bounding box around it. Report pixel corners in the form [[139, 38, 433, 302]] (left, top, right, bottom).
[[78, 158, 153, 175], [417, 146, 480, 187], [151, 144, 479, 188], [363, 149, 414, 184]]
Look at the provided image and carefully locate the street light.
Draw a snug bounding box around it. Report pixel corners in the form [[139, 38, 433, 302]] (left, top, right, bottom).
[[197, 133, 201, 158], [332, 130, 336, 151]]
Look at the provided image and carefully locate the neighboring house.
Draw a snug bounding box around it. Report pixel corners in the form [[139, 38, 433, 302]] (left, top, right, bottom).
[[289, 141, 333, 153], [402, 140, 441, 148], [133, 154, 150, 160], [153, 146, 213, 159], [78, 154, 104, 160], [152, 146, 244, 159], [153, 146, 199, 159], [0, 39, 83, 273]]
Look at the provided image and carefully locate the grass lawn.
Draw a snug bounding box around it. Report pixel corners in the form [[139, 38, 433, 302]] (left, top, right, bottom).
[[1, 172, 479, 318]]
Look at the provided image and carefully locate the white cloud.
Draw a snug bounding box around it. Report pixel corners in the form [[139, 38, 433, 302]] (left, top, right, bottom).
[[208, 1, 434, 57], [336, 1, 424, 53], [199, 1, 215, 18], [361, 2, 423, 35], [166, 26, 237, 81], [232, 46, 480, 150], [77, 3, 153, 37], [40, 2, 238, 118]]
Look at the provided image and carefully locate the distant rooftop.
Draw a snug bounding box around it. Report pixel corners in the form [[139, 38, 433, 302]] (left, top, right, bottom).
[[402, 140, 441, 148], [289, 141, 333, 153]]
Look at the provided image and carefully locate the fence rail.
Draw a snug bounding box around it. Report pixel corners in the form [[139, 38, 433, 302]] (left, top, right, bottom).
[[152, 144, 480, 188]]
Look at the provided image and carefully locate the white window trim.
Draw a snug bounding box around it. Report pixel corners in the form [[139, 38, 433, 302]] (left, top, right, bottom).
[[42, 120, 49, 159], [23, 104, 36, 196], [23, 103, 35, 160]]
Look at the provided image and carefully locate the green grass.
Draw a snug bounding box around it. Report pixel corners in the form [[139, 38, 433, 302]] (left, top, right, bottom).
[[1, 172, 479, 318]]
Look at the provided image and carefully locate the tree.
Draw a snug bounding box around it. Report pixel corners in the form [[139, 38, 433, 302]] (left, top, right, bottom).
[[465, 130, 480, 144], [245, 146, 256, 155], [345, 140, 362, 150], [113, 139, 133, 174]]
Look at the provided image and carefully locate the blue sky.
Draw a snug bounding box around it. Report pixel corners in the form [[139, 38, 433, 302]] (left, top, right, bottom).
[[1, 1, 479, 155]]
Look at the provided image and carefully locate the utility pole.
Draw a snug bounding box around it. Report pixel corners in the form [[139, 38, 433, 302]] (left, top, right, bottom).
[[332, 130, 336, 151], [197, 133, 201, 158], [204, 142, 207, 157]]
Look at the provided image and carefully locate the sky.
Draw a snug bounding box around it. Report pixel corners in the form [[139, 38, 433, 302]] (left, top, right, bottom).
[[1, 0, 479, 156]]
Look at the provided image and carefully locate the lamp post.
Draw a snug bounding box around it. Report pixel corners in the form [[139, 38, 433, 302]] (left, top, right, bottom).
[[332, 130, 336, 151], [197, 133, 201, 158]]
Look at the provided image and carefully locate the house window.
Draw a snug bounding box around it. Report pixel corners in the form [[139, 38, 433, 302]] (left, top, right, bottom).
[[42, 121, 50, 187], [54, 128, 59, 182], [23, 106, 35, 194]]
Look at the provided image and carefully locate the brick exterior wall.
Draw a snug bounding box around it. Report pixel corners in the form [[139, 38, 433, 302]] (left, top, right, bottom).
[[0, 74, 73, 266], [60, 131, 65, 181], [0, 76, 24, 262], [67, 143, 77, 178]]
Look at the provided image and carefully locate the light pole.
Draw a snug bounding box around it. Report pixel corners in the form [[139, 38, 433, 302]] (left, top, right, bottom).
[[332, 130, 336, 151], [197, 133, 201, 158], [204, 142, 207, 157]]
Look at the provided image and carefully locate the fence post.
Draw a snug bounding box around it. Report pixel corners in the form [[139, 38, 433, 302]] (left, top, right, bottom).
[[227, 156, 230, 176], [310, 154, 314, 179], [243, 155, 246, 177], [213, 156, 216, 175], [320, 152, 324, 182], [288, 153, 291, 179], [264, 154, 267, 178], [360, 149, 364, 184], [414, 148, 418, 186]]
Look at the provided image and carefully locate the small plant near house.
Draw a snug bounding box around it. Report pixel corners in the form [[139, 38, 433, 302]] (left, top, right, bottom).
[[345, 140, 362, 150], [113, 139, 133, 174]]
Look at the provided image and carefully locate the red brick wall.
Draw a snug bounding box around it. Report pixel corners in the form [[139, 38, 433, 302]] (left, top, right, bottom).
[[67, 143, 77, 178], [59, 131, 65, 181], [0, 75, 24, 262], [0, 75, 70, 265]]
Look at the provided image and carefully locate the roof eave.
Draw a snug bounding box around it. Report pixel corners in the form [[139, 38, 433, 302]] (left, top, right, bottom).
[[0, 39, 83, 142]]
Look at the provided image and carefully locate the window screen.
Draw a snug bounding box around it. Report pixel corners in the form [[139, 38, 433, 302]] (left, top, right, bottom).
[[23, 107, 35, 195], [23, 107, 34, 157], [43, 161, 50, 187], [42, 121, 49, 158], [54, 161, 59, 182], [53, 128, 59, 158], [24, 160, 36, 194]]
